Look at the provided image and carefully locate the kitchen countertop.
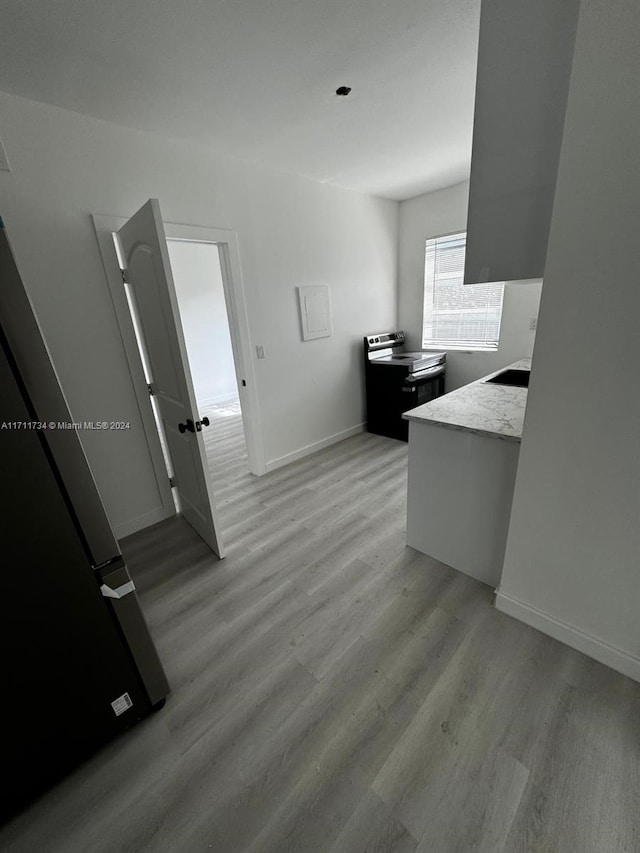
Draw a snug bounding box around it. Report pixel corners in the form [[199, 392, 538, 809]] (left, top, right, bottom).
[[402, 358, 531, 443]]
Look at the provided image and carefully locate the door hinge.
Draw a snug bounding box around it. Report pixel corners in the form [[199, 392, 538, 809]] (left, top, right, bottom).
[[121, 268, 129, 284], [147, 383, 154, 396], [169, 476, 176, 488]]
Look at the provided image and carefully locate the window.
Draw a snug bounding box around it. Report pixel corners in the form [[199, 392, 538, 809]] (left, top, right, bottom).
[[423, 232, 504, 350]]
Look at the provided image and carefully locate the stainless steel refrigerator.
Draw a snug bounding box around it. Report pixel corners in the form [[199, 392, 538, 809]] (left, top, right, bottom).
[[0, 218, 169, 819]]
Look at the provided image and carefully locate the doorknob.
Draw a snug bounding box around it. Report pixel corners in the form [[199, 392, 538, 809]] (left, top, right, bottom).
[[195, 416, 210, 432], [178, 419, 195, 434]]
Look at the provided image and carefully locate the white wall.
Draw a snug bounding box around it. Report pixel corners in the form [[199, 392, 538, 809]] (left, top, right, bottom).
[[398, 182, 542, 390], [498, 0, 640, 681], [0, 92, 397, 536], [168, 240, 238, 406]]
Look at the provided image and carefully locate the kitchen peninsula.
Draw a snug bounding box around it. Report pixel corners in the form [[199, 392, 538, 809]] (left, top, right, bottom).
[[403, 359, 530, 588]]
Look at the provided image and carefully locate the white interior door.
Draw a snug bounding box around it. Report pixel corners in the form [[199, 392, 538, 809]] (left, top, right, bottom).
[[116, 199, 225, 557]]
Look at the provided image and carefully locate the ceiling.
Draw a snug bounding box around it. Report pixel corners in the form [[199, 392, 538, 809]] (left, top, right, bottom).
[[0, 0, 480, 201]]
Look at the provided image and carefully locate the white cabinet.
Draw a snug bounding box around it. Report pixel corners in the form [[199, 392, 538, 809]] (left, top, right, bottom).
[[464, 0, 580, 285], [406, 421, 520, 587]]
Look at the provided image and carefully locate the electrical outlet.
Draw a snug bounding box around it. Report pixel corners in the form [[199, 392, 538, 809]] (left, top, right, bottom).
[[529, 317, 538, 331], [256, 345, 266, 359], [0, 136, 11, 172]]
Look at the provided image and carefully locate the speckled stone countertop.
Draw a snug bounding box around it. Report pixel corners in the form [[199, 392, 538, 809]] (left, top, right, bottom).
[[403, 358, 531, 443]]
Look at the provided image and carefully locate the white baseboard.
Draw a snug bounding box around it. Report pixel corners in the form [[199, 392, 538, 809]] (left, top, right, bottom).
[[495, 590, 640, 682], [265, 423, 366, 473], [113, 505, 174, 541]]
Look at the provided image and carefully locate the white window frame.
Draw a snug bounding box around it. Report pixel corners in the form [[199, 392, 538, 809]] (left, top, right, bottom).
[[422, 231, 505, 352]]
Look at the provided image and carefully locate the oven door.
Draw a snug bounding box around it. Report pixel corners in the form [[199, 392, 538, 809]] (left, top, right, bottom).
[[403, 364, 446, 407]]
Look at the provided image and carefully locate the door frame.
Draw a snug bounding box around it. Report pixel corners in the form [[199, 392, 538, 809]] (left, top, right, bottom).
[[92, 215, 266, 516], [163, 222, 265, 476]]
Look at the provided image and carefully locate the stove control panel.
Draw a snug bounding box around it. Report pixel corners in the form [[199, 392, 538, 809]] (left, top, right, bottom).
[[365, 330, 405, 349]]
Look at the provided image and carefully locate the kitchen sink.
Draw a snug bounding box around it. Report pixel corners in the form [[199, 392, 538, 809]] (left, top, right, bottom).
[[485, 368, 530, 388]]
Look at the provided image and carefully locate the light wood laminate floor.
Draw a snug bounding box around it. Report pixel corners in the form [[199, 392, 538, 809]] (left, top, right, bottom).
[[2, 409, 639, 852]]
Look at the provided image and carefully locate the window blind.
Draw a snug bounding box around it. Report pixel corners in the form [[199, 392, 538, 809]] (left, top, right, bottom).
[[423, 232, 504, 349]]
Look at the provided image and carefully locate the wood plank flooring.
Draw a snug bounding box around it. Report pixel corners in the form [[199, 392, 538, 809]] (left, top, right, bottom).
[[2, 409, 639, 852]]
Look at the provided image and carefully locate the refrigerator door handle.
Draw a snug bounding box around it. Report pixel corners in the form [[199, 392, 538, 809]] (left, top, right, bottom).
[[98, 562, 169, 706], [100, 580, 136, 600]]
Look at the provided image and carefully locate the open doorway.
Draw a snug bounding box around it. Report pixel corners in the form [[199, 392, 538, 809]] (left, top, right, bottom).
[[167, 239, 250, 495], [93, 209, 265, 546]]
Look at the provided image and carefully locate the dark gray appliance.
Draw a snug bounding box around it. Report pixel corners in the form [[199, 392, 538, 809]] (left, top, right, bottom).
[[0, 218, 169, 819], [364, 331, 446, 441]]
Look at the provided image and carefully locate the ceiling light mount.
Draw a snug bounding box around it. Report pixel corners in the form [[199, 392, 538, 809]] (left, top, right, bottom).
[[335, 86, 352, 97]]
